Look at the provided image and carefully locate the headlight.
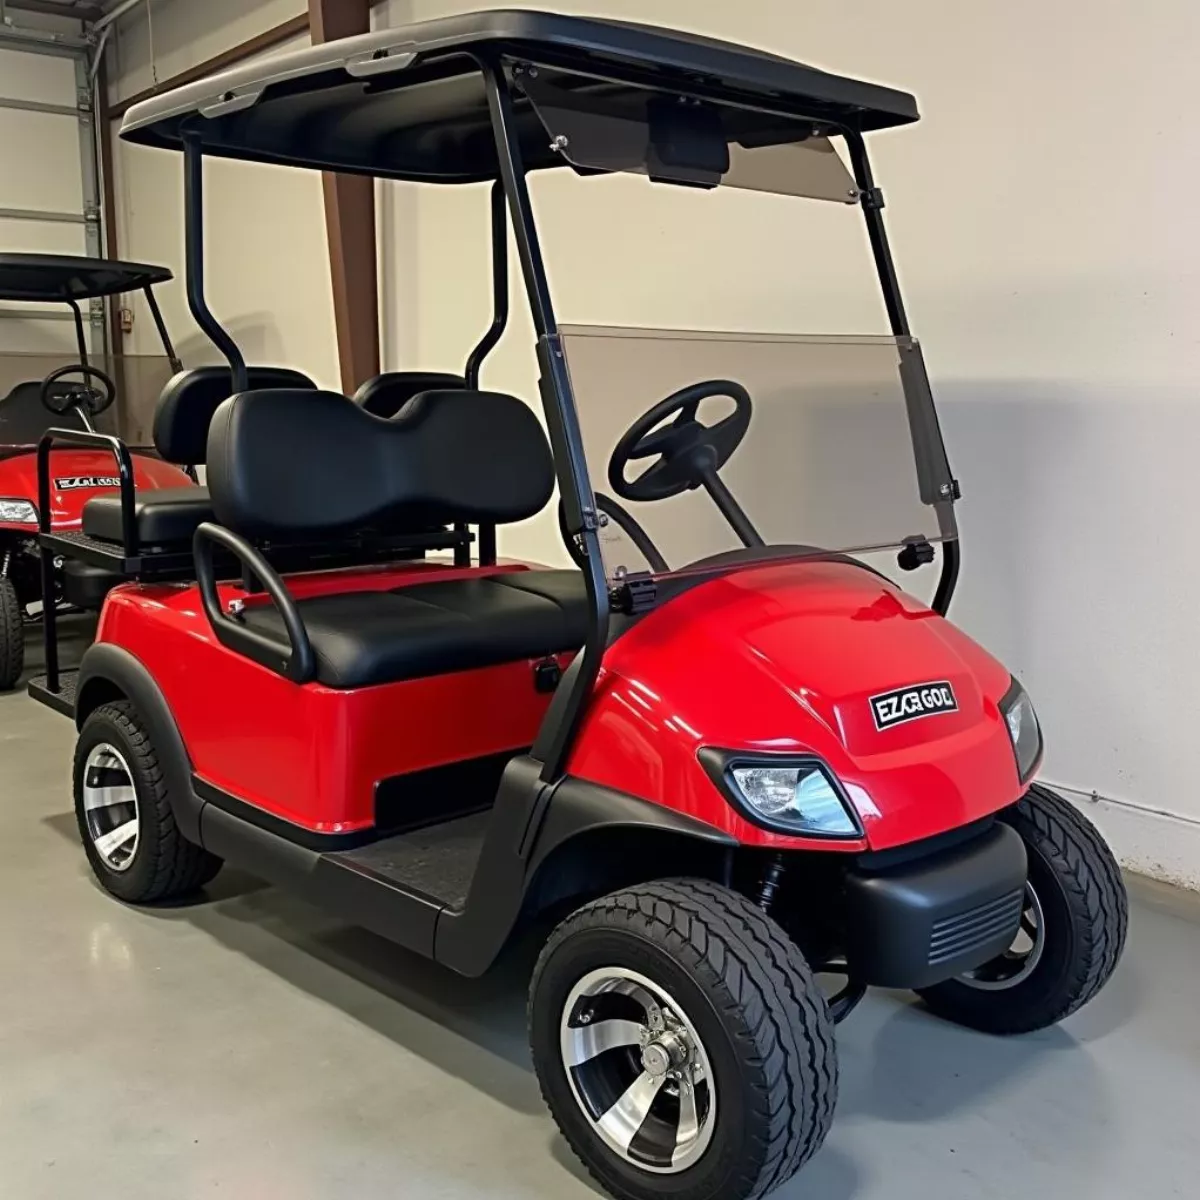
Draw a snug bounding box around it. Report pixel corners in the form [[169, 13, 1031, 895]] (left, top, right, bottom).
[[710, 755, 861, 837], [0, 499, 37, 524], [1000, 677, 1042, 782]]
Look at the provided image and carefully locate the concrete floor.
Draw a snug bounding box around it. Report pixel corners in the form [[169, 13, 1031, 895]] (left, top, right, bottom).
[[1, 627, 1198, 1199]]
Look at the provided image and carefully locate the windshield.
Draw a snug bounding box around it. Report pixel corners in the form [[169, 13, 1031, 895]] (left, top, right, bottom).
[[561, 326, 956, 582], [521, 67, 859, 203], [0, 351, 177, 449]]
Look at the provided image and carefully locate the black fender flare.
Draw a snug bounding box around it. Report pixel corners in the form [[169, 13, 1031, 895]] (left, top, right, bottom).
[[435, 758, 736, 976], [75, 643, 205, 844]]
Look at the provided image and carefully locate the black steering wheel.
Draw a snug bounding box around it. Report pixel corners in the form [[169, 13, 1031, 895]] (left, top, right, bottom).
[[40, 363, 116, 418], [608, 379, 752, 503]]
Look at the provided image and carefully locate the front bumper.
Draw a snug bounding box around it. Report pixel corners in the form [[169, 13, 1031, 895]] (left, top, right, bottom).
[[842, 822, 1027, 989]]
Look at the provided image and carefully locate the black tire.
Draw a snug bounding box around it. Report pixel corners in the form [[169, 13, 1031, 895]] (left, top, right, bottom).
[[74, 700, 222, 903], [919, 784, 1127, 1034], [0, 576, 23, 691], [529, 879, 837, 1200]]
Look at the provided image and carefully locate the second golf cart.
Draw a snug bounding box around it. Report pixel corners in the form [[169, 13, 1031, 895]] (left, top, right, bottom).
[[0, 254, 193, 688], [39, 13, 1126, 1200]]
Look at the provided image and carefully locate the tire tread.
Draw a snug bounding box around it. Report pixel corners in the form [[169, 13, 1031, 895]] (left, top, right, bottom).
[[0, 577, 24, 691], [532, 878, 837, 1200], [920, 784, 1127, 1034], [78, 701, 221, 901]]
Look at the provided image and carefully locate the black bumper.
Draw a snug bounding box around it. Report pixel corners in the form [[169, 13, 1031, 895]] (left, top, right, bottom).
[[843, 822, 1027, 989]]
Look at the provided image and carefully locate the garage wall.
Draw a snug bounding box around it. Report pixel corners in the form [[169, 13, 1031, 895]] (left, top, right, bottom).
[[105, 0, 339, 386], [0, 44, 90, 353], [373, 0, 1200, 885]]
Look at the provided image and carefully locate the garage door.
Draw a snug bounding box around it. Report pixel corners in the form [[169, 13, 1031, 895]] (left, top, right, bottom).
[[0, 43, 100, 355]]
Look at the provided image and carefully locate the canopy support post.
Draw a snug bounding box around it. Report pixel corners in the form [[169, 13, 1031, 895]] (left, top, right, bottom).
[[465, 180, 509, 389], [66, 298, 89, 368], [143, 284, 181, 373], [484, 62, 609, 783], [309, 0, 379, 394], [845, 126, 958, 615], [182, 132, 247, 392]]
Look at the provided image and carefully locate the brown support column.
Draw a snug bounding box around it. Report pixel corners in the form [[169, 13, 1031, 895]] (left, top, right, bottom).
[[308, 0, 379, 393]]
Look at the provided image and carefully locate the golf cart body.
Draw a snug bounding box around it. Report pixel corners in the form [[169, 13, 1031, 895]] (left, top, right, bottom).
[[0, 254, 195, 687], [39, 14, 1126, 1200]]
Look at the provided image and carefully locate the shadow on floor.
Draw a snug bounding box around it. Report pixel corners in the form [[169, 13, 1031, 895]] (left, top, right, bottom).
[[127, 864, 1128, 1173], [144, 876, 547, 1116]]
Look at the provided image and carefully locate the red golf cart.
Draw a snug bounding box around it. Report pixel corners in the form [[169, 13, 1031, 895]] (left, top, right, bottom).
[[34, 14, 1126, 1200], [0, 254, 194, 688]]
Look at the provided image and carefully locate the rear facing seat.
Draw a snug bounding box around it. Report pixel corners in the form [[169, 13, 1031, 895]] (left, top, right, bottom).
[[81, 365, 315, 547], [206, 385, 587, 687]]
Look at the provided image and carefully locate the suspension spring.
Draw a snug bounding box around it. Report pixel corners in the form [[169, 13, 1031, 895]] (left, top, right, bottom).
[[756, 853, 786, 911]]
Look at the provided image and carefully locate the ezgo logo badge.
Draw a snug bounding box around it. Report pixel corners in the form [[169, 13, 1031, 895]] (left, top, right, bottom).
[[55, 476, 120, 491], [870, 681, 958, 731]]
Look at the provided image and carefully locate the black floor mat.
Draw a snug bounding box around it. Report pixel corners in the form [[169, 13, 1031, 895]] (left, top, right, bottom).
[[331, 811, 490, 910]]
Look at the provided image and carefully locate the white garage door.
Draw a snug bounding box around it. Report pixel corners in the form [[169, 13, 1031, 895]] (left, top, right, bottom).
[[0, 43, 100, 355]]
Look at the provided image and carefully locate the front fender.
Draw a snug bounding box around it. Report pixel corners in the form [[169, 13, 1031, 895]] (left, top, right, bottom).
[[568, 559, 1024, 851]]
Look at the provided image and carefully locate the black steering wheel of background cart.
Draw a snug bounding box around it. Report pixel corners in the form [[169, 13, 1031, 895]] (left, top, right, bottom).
[[40, 363, 116, 418], [608, 379, 753, 503]]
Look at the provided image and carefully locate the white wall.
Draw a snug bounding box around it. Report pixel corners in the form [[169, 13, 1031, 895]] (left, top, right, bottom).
[[106, 0, 339, 386], [370, 0, 1200, 884], [0, 45, 89, 353]]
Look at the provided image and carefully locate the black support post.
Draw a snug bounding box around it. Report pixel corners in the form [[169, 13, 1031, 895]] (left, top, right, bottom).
[[483, 62, 609, 782], [182, 132, 247, 392], [844, 127, 959, 615]]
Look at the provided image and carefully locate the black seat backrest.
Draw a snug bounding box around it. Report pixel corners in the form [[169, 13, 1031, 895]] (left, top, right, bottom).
[[0, 380, 83, 443], [207, 387, 554, 539], [353, 371, 466, 419], [153, 365, 317, 465]]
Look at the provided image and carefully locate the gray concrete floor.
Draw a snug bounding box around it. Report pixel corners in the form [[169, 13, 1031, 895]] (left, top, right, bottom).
[[1, 625, 1198, 1199]]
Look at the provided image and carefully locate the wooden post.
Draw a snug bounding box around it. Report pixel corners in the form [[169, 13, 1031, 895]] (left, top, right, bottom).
[[308, 0, 379, 394]]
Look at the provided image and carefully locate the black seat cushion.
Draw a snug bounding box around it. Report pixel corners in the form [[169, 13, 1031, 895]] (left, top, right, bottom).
[[154, 365, 316, 465], [239, 569, 587, 688], [354, 371, 465, 419], [208, 386, 555, 540], [82, 485, 213, 545]]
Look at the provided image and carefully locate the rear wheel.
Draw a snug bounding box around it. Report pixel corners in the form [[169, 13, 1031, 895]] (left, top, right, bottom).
[[74, 700, 222, 902], [918, 784, 1127, 1033], [530, 879, 837, 1200], [0, 576, 23, 691]]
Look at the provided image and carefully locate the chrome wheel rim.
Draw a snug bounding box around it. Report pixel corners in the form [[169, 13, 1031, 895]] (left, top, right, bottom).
[[81, 743, 139, 872], [559, 967, 716, 1173], [959, 882, 1047, 991]]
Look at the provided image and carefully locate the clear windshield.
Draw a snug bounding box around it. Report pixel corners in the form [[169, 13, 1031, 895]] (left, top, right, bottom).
[[561, 326, 956, 582], [0, 351, 176, 449]]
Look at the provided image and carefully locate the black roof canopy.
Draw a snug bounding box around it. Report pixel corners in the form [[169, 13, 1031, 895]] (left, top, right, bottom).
[[118, 9, 920, 184], [0, 254, 173, 303]]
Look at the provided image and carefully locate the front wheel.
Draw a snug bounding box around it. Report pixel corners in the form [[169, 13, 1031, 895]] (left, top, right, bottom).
[[529, 879, 837, 1200], [919, 784, 1127, 1034], [0, 576, 24, 691]]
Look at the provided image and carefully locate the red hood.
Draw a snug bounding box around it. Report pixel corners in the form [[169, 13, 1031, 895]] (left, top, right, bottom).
[[572, 559, 1025, 850], [0, 448, 194, 531]]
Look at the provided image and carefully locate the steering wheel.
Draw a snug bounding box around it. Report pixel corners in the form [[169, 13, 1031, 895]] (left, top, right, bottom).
[[608, 379, 752, 503], [40, 364, 116, 417]]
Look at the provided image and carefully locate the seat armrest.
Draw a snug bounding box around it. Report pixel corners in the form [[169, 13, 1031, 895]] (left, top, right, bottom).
[[193, 521, 315, 683], [38, 428, 138, 554]]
